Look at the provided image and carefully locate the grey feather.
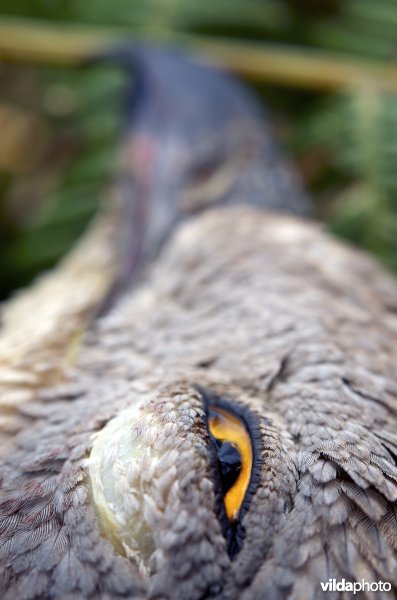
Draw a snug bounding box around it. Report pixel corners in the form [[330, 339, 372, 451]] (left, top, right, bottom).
[[0, 46, 397, 600]]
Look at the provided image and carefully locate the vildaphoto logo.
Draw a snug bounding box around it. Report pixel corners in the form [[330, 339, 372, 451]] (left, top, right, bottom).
[[320, 579, 392, 594]]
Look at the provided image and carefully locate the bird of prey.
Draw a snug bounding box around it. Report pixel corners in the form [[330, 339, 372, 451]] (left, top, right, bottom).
[[1, 46, 397, 600]]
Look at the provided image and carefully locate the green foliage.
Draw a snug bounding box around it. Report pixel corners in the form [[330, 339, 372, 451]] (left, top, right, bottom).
[[1, 0, 397, 298], [293, 89, 397, 271], [305, 0, 397, 58], [0, 64, 125, 297]]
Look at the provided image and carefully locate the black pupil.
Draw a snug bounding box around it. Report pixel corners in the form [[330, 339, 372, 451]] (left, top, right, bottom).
[[214, 439, 242, 494]]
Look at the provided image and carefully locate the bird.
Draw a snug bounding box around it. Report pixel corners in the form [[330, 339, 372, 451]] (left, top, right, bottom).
[[0, 45, 397, 600]]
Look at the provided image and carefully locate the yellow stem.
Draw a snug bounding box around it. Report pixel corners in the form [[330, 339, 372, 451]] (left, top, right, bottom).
[[1, 16, 397, 92]]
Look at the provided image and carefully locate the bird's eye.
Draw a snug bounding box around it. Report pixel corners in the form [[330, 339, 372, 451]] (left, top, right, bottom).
[[208, 406, 253, 522], [195, 386, 260, 557]]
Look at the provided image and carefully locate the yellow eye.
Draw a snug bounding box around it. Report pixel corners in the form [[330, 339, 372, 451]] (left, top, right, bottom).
[[208, 405, 253, 522]]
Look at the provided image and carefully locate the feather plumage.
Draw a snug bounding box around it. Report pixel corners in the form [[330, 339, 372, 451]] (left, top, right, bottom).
[[0, 47, 397, 599]]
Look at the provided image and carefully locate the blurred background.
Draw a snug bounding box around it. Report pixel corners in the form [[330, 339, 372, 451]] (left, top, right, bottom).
[[1, 0, 397, 300]]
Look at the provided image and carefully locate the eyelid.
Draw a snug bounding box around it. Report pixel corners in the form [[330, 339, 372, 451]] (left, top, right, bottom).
[[208, 405, 253, 522]]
